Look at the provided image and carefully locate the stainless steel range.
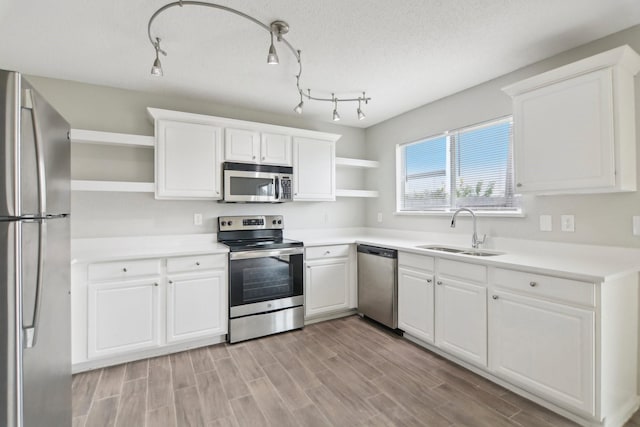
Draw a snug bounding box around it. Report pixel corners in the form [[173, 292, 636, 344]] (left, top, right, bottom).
[[218, 215, 304, 343]]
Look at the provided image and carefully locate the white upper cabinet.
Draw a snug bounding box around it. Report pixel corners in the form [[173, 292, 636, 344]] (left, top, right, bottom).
[[225, 129, 292, 165], [293, 137, 336, 201], [224, 128, 260, 163], [154, 120, 223, 200], [503, 45, 640, 194], [261, 133, 292, 165]]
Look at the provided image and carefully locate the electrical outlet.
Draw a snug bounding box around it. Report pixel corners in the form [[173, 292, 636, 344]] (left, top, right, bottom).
[[560, 215, 575, 232], [539, 215, 552, 232], [193, 213, 203, 226], [377, 212, 383, 223], [323, 212, 329, 223]]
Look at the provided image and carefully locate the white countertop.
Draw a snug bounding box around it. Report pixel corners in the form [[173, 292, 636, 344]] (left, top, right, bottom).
[[72, 228, 640, 282]]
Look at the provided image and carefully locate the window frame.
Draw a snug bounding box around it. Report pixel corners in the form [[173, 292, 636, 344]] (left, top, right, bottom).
[[395, 116, 522, 216]]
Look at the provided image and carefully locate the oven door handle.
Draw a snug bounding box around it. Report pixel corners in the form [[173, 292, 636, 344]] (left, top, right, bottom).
[[229, 247, 304, 260]]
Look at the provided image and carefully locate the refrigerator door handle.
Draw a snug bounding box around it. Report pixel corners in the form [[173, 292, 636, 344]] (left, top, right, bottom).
[[22, 88, 47, 217], [23, 219, 46, 348]]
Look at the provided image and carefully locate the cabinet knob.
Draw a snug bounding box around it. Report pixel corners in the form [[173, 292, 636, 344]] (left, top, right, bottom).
[[517, 183, 522, 187], [168, 280, 173, 284], [196, 261, 200, 266], [154, 283, 159, 287], [492, 295, 499, 300], [122, 267, 127, 273], [324, 251, 331, 255], [252, 155, 256, 160], [426, 279, 432, 283], [436, 281, 443, 285], [262, 156, 265, 160], [529, 281, 537, 287]]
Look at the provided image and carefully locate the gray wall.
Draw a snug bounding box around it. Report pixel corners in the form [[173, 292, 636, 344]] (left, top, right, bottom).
[[25, 77, 367, 238], [364, 24, 640, 248]]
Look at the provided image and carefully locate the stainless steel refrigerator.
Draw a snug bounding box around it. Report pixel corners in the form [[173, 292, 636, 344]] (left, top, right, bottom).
[[0, 70, 71, 426]]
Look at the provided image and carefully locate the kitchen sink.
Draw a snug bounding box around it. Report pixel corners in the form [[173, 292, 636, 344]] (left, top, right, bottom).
[[416, 244, 503, 257]]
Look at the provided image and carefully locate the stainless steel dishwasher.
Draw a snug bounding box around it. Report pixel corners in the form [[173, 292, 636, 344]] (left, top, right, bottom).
[[357, 244, 398, 329]]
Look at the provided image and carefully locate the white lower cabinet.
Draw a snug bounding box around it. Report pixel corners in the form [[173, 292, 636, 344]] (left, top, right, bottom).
[[489, 290, 595, 415], [166, 270, 227, 343], [88, 277, 160, 359], [305, 245, 355, 319], [78, 253, 228, 368], [435, 259, 488, 368], [398, 253, 435, 344], [435, 277, 487, 367]]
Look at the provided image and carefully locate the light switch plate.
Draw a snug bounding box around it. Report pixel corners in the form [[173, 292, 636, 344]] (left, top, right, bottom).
[[561, 215, 575, 232], [377, 212, 383, 223], [633, 216, 640, 236], [539, 215, 552, 232], [193, 213, 203, 226]]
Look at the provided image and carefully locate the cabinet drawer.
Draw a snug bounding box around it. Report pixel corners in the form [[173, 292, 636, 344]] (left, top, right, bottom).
[[438, 259, 487, 284], [167, 254, 227, 273], [492, 268, 595, 307], [88, 259, 161, 281], [398, 252, 435, 272], [306, 245, 351, 260]]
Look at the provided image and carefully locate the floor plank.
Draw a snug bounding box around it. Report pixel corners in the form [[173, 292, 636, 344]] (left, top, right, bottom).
[[72, 368, 102, 417], [93, 364, 125, 400], [85, 396, 119, 427]]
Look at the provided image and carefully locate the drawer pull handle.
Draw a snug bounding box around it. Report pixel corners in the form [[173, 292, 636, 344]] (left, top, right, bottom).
[[196, 262, 200, 266], [436, 281, 443, 285], [492, 295, 499, 300], [529, 281, 537, 287], [122, 268, 127, 273]]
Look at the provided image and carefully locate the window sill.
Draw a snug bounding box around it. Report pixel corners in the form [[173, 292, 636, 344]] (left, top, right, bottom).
[[394, 210, 526, 218]]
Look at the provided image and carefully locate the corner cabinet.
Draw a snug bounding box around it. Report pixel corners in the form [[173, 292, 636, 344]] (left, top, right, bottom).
[[154, 120, 223, 200], [503, 45, 640, 194], [293, 137, 336, 201]]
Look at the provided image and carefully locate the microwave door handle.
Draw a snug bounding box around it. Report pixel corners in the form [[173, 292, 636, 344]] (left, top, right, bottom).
[[275, 176, 280, 200]]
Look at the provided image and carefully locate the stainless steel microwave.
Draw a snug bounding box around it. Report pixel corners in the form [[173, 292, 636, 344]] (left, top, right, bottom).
[[222, 162, 293, 203]]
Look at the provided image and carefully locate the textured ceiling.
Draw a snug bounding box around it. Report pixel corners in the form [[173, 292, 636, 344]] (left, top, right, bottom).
[[1, 0, 639, 127]]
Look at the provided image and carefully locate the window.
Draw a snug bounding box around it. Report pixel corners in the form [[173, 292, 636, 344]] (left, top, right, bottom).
[[397, 117, 519, 213]]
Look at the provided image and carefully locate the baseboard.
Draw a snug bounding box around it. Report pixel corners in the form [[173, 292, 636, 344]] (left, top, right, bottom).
[[603, 396, 640, 427], [304, 308, 358, 325]]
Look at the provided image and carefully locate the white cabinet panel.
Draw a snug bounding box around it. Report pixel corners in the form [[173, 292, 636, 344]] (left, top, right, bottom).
[[305, 258, 349, 317], [155, 120, 222, 199], [261, 133, 292, 165], [435, 277, 487, 367], [224, 128, 260, 163], [88, 278, 160, 358], [398, 266, 435, 344], [166, 270, 227, 343], [503, 46, 640, 194], [293, 137, 335, 201], [489, 290, 595, 415]]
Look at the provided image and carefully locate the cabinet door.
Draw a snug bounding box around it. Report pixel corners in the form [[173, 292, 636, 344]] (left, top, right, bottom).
[[166, 270, 227, 343], [225, 128, 260, 163], [293, 137, 335, 201], [435, 278, 487, 367], [156, 120, 222, 199], [513, 69, 615, 193], [305, 258, 349, 317], [398, 267, 435, 344], [489, 291, 595, 415], [261, 133, 292, 165], [88, 278, 160, 359]]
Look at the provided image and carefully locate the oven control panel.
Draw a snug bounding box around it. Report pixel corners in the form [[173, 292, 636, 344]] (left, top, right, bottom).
[[218, 215, 284, 231]]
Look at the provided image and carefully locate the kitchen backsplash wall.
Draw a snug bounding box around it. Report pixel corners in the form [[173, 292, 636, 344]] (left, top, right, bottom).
[[26, 77, 367, 238], [364, 24, 640, 249]]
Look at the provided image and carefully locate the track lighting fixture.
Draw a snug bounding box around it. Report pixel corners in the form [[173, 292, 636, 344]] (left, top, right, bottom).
[[147, 1, 371, 120], [151, 38, 166, 76], [332, 95, 340, 121]]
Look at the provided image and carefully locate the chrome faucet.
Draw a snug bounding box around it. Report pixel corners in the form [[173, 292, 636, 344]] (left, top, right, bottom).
[[450, 208, 486, 249]]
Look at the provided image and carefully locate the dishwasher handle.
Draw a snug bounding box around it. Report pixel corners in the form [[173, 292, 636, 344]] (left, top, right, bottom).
[[357, 244, 397, 259]]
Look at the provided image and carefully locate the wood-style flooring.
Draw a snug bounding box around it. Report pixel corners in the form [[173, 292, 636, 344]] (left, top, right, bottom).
[[71, 315, 639, 427]]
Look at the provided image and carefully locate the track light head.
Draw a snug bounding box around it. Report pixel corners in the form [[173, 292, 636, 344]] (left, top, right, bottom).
[[357, 107, 365, 120], [267, 33, 279, 64], [151, 37, 165, 76], [294, 100, 304, 114]]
